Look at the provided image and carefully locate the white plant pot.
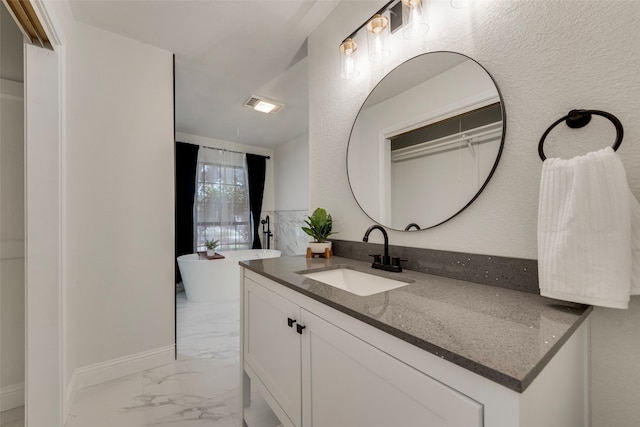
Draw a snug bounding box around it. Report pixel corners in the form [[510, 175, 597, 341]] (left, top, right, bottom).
[[309, 241, 332, 254], [206, 249, 216, 256]]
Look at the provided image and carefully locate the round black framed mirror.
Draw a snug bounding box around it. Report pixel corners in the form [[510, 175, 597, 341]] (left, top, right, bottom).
[[346, 51, 506, 231]]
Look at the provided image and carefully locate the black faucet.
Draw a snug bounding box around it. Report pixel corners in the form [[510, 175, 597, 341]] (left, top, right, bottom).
[[261, 215, 273, 249], [404, 223, 421, 231], [362, 225, 404, 273]]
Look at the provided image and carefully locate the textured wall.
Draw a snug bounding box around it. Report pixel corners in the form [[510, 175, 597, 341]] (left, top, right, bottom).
[[308, 1, 640, 425]]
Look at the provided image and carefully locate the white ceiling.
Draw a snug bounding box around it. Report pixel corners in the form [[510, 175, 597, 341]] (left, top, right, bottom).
[[69, 0, 341, 148]]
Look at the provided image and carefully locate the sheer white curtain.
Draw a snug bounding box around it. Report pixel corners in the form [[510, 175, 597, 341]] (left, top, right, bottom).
[[194, 148, 251, 251]]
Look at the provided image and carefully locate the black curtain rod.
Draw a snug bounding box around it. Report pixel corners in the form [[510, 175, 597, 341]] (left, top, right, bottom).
[[201, 144, 270, 160]]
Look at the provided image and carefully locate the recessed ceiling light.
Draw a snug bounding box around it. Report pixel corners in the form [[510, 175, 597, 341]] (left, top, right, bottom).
[[254, 100, 277, 113], [244, 96, 284, 114]]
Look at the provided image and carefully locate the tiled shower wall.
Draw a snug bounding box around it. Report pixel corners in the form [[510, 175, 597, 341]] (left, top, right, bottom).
[[262, 210, 308, 256]]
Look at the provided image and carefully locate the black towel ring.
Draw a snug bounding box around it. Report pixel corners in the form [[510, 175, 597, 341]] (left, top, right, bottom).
[[538, 109, 624, 161]]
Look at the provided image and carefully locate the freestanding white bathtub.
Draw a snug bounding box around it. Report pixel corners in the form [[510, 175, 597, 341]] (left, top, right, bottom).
[[177, 249, 281, 302]]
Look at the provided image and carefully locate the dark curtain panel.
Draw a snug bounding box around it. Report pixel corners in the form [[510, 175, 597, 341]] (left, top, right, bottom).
[[175, 142, 200, 283], [246, 154, 267, 249]]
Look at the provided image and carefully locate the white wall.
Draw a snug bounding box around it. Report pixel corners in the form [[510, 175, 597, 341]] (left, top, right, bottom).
[[272, 134, 309, 255], [275, 133, 308, 211], [176, 132, 275, 213], [51, 0, 175, 375], [308, 1, 640, 425]]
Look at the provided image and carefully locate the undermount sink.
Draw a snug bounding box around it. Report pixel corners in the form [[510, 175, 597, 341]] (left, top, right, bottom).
[[301, 268, 410, 296]]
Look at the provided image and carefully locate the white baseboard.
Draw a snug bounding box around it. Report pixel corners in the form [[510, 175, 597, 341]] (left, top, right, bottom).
[[64, 371, 77, 423], [0, 382, 25, 412], [76, 344, 175, 390]]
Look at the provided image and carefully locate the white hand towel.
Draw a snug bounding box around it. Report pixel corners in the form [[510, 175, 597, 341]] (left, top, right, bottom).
[[538, 147, 640, 309]]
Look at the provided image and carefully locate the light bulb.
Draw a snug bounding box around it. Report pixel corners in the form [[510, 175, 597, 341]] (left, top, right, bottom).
[[340, 38, 359, 80], [366, 14, 390, 62], [402, 0, 429, 40]]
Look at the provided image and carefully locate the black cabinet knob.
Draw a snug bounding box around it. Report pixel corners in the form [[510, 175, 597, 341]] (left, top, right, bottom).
[[287, 317, 297, 328], [296, 324, 306, 334]]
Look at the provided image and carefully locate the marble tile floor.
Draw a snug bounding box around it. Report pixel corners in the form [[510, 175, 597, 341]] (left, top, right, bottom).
[[63, 291, 242, 426], [0, 291, 239, 427], [64, 356, 241, 427], [62, 291, 242, 426]]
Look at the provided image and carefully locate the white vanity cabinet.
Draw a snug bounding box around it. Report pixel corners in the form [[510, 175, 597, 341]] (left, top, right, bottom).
[[241, 268, 589, 427], [243, 271, 481, 427]]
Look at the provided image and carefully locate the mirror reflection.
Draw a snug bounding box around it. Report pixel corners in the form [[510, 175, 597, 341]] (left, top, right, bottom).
[[347, 51, 505, 231]]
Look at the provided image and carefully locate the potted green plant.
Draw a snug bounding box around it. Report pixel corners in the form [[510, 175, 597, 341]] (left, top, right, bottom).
[[302, 208, 337, 254], [204, 239, 219, 257]]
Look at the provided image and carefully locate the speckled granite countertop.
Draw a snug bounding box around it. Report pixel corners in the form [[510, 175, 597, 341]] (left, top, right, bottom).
[[240, 255, 592, 393]]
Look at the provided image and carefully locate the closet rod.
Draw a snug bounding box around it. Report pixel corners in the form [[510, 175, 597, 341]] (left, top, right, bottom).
[[391, 122, 502, 162], [201, 144, 270, 160]]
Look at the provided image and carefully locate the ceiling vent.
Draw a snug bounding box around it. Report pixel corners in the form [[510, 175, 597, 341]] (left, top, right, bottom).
[[244, 96, 284, 114]]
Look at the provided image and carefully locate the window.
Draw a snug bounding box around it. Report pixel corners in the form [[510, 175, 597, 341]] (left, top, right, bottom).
[[194, 149, 251, 251]]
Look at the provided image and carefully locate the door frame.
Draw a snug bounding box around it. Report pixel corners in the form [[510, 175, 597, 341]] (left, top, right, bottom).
[[19, 0, 65, 425]]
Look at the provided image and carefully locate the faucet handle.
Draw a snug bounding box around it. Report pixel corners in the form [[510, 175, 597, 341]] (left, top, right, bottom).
[[369, 254, 382, 263], [391, 257, 407, 267]]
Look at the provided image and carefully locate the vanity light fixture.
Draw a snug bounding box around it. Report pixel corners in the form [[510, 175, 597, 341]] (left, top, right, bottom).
[[339, 0, 432, 79], [244, 96, 284, 114], [401, 0, 429, 39], [366, 14, 390, 62], [339, 38, 360, 80]]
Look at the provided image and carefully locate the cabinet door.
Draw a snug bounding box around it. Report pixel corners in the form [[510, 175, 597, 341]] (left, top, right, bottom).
[[244, 278, 302, 426], [301, 310, 483, 427]]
